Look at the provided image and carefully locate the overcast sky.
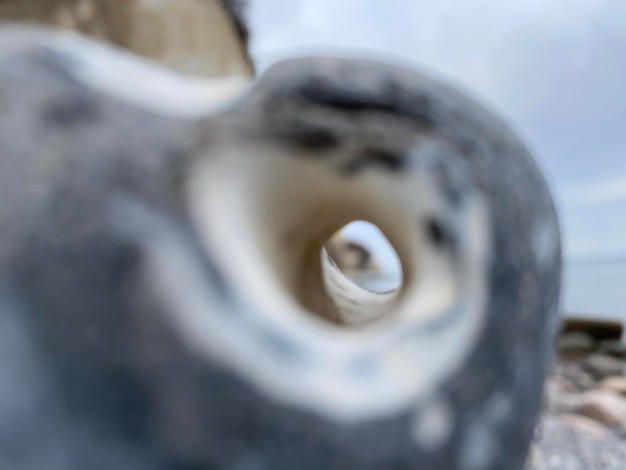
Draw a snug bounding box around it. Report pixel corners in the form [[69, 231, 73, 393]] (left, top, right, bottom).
[[246, 0, 626, 263]]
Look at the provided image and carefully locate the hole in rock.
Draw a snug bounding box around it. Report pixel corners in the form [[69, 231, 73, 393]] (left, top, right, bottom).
[[309, 221, 404, 327], [325, 221, 403, 294]]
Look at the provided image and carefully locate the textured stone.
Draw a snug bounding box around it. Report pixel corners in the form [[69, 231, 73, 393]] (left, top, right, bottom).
[[601, 377, 626, 397], [558, 363, 597, 391], [559, 414, 608, 439], [558, 332, 595, 355], [544, 377, 575, 414], [575, 391, 626, 429], [529, 415, 626, 470], [583, 354, 624, 380], [598, 340, 626, 359]]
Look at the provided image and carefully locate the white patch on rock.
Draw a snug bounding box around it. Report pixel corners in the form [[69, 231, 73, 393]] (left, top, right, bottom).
[[460, 422, 496, 470], [411, 398, 454, 450], [532, 219, 559, 268], [0, 295, 52, 420], [460, 393, 513, 470], [47, 31, 250, 119], [485, 392, 513, 424]]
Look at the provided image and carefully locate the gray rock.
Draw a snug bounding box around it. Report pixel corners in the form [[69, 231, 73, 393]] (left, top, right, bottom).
[[558, 332, 596, 355], [583, 354, 624, 380], [598, 340, 626, 359], [558, 363, 597, 392], [0, 27, 561, 470], [601, 377, 626, 397]]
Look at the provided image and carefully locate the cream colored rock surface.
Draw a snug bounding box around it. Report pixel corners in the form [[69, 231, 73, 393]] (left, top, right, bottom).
[[583, 353, 624, 380], [0, 0, 252, 77], [574, 390, 626, 429], [559, 414, 608, 439], [601, 376, 626, 397], [322, 258, 395, 327]]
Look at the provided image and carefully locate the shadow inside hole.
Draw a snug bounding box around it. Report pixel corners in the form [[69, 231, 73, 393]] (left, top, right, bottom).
[[325, 221, 403, 294]]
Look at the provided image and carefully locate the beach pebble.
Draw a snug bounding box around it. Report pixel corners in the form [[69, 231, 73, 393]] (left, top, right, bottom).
[[559, 414, 608, 439], [601, 377, 626, 397], [559, 332, 595, 355], [574, 390, 626, 429], [544, 377, 576, 414], [558, 363, 596, 391], [598, 340, 626, 359], [583, 354, 624, 380]]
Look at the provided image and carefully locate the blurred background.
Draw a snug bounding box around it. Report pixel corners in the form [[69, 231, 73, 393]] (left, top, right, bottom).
[[248, 0, 626, 321]]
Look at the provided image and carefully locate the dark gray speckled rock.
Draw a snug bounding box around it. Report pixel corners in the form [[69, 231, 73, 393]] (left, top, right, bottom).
[[0, 26, 561, 470]]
